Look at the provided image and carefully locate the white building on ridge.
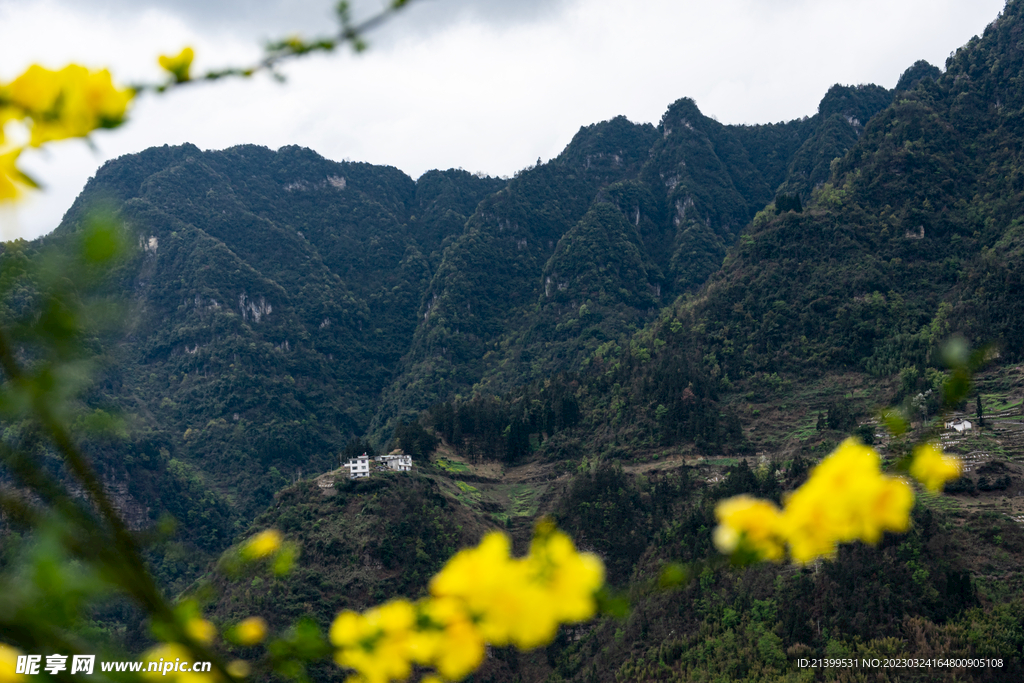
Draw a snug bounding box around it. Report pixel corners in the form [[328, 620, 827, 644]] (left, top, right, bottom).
[[341, 451, 413, 478], [375, 451, 413, 472], [343, 453, 371, 478]]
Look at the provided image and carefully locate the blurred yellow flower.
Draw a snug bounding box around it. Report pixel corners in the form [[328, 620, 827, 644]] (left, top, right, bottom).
[[5, 64, 63, 114], [241, 529, 282, 559], [431, 616, 485, 681], [4, 65, 132, 146], [159, 47, 195, 83], [185, 617, 216, 645], [528, 524, 604, 624], [712, 495, 785, 561], [1, 63, 132, 204], [226, 660, 250, 678], [332, 601, 419, 682], [0, 643, 25, 683], [329, 524, 603, 682], [716, 438, 915, 565], [233, 617, 267, 646], [865, 476, 914, 539], [328, 610, 371, 649], [910, 442, 962, 492], [430, 532, 538, 646], [1, 149, 30, 202], [412, 596, 482, 678]]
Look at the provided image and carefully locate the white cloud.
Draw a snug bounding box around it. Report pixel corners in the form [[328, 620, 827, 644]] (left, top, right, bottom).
[[0, 0, 1007, 240]]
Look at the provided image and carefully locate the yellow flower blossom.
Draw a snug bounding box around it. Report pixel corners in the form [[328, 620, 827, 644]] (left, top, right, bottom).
[[159, 47, 195, 83], [4, 65, 132, 146], [226, 660, 250, 678], [715, 438, 916, 565], [329, 610, 373, 649], [0, 643, 25, 683], [233, 617, 267, 646], [329, 524, 603, 682], [712, 495, 785, 561], [431, 616, 485, 681], [910, 442, 962, 492], [527, 524, 604, 624], [865, 476, 914, 539], [241, 529, 282, 559], [1, 63, 131, 204], [411, 596, 483, 679], [5, 65, 63, 114], [430, 532, 544, 647], [0, 149, 32, 202], [185, 617, 216, 645]]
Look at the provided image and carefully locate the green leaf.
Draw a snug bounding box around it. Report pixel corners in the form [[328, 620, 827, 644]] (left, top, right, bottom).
[[658, 562, 689, 589], [273, 543, 297, 576], [881, 409, 908, 437], [595, 587, 630, 619], [80, 214, 125, 264]]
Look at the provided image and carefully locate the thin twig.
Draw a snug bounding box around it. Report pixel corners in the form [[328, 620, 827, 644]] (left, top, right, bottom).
[[132, 0, 418, 95]]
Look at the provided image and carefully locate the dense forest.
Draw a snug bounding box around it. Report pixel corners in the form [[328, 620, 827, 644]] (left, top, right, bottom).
[[3, 0, 1024, 680]]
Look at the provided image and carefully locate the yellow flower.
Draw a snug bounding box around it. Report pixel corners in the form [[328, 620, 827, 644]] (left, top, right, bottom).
[[330, 601, 423, 682], [713, 495, 785, 561], [233, 617, 267, 646], [430, 532, 541, 647], [226, 660, 250, 678], [715, 439, 916, 565], [185, 617, 216, 645], [910, 442, 962, 492], [241, 529, 282, 559], [373, 599, 416, 634], [330, 525, 603, 682], [528, 526, 604, 625], [159, 47, 195, 83], [435, 620, 485, 680], [337, 528, 600, 680], [0, 643, 25, 683], [6, 64, 63, 114], [1, 149, 32, 203], [5, 65, 132, 146], [780, 438, 913, 562], [329, 610, 374, 649], [421, 603, 484, 681], [66, 67, 133, 128], [864, 476, 914, 540]]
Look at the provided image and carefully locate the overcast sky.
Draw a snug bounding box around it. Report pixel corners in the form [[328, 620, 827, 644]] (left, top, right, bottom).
[[0, 0, 1007, 241]]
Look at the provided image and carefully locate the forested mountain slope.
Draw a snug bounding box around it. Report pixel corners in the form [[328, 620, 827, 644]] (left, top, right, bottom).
[[660, 5, 1024, 391], [0, 67, 903, 545], [3, 145, 503, 556], [370, 82, 897, 439], [6, 0, 1024, 579]]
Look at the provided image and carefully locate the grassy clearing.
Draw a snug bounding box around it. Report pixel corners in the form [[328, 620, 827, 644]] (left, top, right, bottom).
[[786, 415, 820, 442], [508, 485, 537, 518], [434, 457, 470, 474], [454, 480, 481, 505], [985, 396, 1022, 413], [917, 491, 960, 513], [708, 457, 743, 468]]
